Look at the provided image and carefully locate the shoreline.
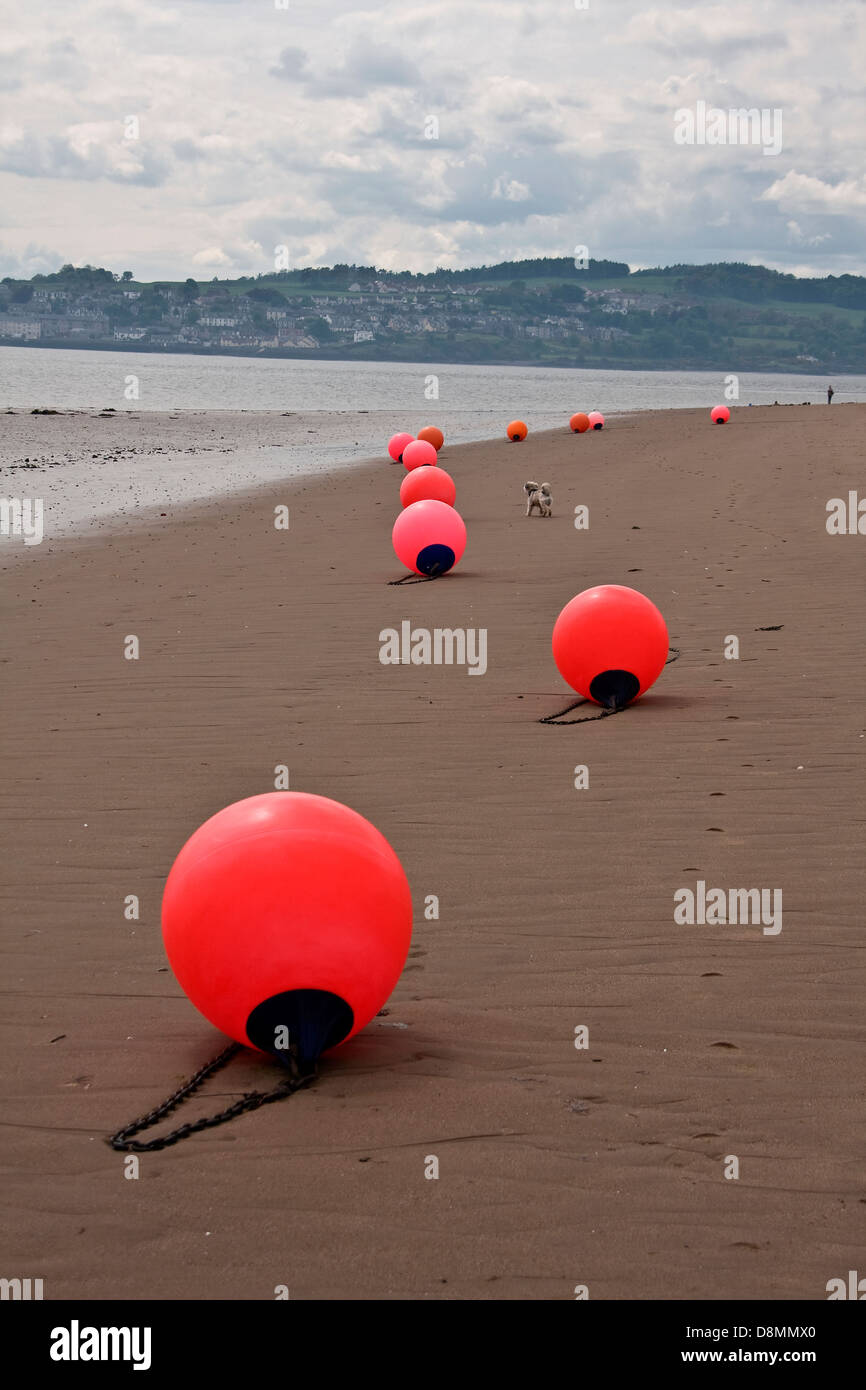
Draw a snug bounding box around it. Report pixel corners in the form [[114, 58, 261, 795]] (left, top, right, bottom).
[[3, 403, 856, 550], [2, 404, 864, 1299], [0, 408, 434, 548], [1, 338, 863, 375]]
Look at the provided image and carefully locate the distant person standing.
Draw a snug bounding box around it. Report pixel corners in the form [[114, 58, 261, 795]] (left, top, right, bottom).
[[827, 385, 835, 404]]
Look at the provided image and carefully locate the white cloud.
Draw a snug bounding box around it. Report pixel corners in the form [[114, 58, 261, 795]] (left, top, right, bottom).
[[0, 0, 862, 278], [492, 176, 531, 202], [763, 171, 866, 215], [191, 247, 233, 267], [786, 220, 832, 248]]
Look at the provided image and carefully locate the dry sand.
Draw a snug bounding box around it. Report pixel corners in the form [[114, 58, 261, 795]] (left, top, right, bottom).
[[1, 404, 863, 1301]]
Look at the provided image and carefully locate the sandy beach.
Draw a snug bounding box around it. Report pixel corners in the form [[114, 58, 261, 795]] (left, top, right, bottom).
[[1, 403, 863, 1301]]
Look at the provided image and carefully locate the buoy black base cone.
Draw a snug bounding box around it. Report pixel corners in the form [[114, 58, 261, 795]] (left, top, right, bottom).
[[589, 668, 640, 710], [246, 989, 354, 1066], [416, 542, 454, 576]]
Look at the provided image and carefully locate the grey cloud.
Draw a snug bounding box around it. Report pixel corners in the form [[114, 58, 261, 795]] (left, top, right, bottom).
[[172, 139, 201, 162], [301, 38, 423, 99], [0, 130, 169, 187], [0, 0, 862, 277], [0, 240, 66, 278], [0, 49, 23, 91], [270, 47, 309, 81]]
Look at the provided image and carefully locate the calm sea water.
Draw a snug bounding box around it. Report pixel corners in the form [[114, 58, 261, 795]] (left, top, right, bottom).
[[2, 346, 864, 432]]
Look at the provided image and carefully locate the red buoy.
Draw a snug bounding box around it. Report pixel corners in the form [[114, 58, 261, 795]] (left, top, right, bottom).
[[162, 793, 413, 1063], [711, 405, 730, 424], [388, 432, 415, 463], [587, 411, 605, 430], [402, 438, 438, 471], [400, 465, 456, 508], [392, 499, 466, 575], [552, 584, 669, 709]]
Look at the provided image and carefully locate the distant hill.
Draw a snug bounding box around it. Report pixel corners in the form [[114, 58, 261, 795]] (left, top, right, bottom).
[[2, 258, 864, 372], [632, 261, 866, 310]]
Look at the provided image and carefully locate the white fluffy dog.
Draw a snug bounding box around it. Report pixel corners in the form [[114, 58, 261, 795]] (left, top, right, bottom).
[[524, 480, 553, 517]]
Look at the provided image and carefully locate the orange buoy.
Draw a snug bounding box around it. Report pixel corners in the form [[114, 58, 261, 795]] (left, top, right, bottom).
[[417, 426, 444, 451], [570, 413, 591, 433], [507, 420, 528, 442]]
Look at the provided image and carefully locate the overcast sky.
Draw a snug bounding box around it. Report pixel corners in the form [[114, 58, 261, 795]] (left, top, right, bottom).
[[1, 0, 864, 281]]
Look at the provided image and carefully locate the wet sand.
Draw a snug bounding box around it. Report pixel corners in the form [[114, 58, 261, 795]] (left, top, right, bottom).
[[0, 407, 450, 540], [1, 404, 863, 1300]]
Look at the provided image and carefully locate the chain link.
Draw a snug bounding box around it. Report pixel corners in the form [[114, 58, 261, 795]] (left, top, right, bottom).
[[388, 571, 439, 585], [108, 644, 683, 1145], [106, 1042, 316, 1152], [539, 648, 681, 725], [539, 701, 617, 725]]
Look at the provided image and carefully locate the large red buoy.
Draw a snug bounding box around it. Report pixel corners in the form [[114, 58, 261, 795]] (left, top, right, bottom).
[[392, 499, 466, 575], [506, 420, 528, 442], [711, 405, 730, 424], [400, 465, 456, 508], [570, 413, 591, 433], [402, 438, 438, 471], [417, 426, 444, 451], [162, 793, 413, 1063], [552, 584, 669, 709], [388, 432, 415, 463]]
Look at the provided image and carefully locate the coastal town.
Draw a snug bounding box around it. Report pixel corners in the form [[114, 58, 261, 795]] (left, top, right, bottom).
[[1, 258, 862, 369], [0, 263, 655, 351]]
